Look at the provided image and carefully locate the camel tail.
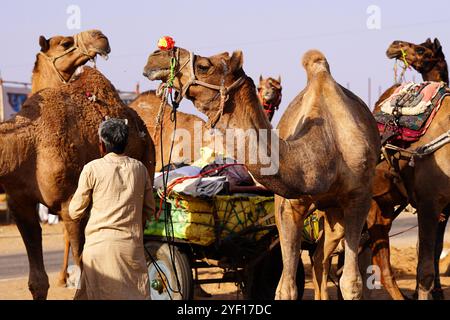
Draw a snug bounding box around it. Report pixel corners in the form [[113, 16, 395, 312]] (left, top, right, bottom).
[[302, 50, 331, 79]]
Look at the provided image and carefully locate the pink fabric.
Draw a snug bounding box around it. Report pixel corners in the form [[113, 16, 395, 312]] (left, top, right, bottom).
[[388, 82, 442, 105]]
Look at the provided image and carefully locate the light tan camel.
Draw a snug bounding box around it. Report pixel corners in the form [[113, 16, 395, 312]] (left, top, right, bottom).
[[257, 76, 282, 121], [144, 47, 380, 300], [314, 38, 450, 300], [32, 30, 110, 93], [28, 30, 111, 287], [128, 91, 206, 171], [0, 66, 155, 300]]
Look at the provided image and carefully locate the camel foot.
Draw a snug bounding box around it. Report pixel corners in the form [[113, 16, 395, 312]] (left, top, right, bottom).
[[57, 277, 68, 288], [29, 280, 49, 300], [275, 277, 298, 300], [339, 274, 363, 300], [417, 288, 431, 300]]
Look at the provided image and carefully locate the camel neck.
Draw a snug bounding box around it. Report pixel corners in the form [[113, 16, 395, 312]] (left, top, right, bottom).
[[211, 77, 310, 198], [421, 59, 449, 84], [31, 55, 69, 93]]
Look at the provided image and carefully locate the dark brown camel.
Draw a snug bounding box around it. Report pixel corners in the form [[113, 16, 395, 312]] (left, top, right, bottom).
[[373, 38, 449, 300], [315, 38, 450, 300], [0, 66, 155, 300]]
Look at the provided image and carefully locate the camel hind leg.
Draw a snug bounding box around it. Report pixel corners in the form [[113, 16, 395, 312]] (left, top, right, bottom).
[[339, 192, 371, 300], [9, 198, 49, 300], [431, 204, 449, 300], [415, 199, 444, 300], [312, 208, 344, 300], [275, 196, 311, 300], [57, 224, 71, 287], [367, 200, 405, 300]]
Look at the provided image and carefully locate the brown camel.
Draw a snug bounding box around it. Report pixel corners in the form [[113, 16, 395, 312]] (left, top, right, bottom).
[[32, 30, 111, 93], [257, 76, 282, 121], [144, 47, 380, 300], [28, 30, 111, 287], [0, 65, 155, 300], [128, 91, 206, 171], [314, 38, 450, 300]]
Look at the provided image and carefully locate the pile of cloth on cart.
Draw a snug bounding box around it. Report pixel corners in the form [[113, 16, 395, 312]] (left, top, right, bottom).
[[153, 147, 272, 198]]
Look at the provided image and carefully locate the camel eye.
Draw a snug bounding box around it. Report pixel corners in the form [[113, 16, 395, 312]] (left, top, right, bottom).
[[60, 39, 74, 49], [197, 63, 210, 73], [416, 47, 425, 55]]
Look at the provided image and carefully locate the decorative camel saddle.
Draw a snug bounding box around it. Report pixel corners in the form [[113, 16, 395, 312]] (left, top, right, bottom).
[[375, 81, 449, 143]]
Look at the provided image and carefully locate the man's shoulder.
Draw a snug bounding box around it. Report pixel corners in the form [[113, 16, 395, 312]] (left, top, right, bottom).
[[126, 157, 147, 171]]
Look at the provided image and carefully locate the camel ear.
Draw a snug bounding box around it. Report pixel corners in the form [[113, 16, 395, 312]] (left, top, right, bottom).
[[39, 36, 49, 52], [434, 38, 442, 52], [230, 50, 244, 73]]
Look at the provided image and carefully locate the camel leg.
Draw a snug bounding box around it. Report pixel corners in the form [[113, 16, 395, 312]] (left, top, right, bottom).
[[432, 205, 449, 300], [275, 196, 310, 300], [416, 201, 442, 300], [367, 200, 405, 300], [57, 224, 71, 287], [10, 200, 49, 300], [312, 208, 344, 300], [339, 193, 371, 300], [59, 202, 85, 267]]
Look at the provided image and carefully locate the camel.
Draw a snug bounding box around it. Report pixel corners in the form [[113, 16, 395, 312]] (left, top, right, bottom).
[[143, 47, 380, 300], [128, 91, 206, 171], [314, 38, 450, 300], [257, 76, 282, 121], [32, 30, 111, 93], [0, 62, 155, 299], [27, 30, 111, 287]]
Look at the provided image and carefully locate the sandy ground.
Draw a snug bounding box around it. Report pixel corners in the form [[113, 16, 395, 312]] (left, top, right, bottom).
[[0, 211, 449, 300]]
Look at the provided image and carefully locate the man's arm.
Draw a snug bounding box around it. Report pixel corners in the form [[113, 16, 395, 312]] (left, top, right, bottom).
[[142, 168, 156, 227], [69, 165, 94, 221]]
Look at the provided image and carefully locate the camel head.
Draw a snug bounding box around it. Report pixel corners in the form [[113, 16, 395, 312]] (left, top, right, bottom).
[[35, 29, 111, 85], [386, 38, 445, 75], [258, 76, 282, 107], [143, 47, 245, 127]]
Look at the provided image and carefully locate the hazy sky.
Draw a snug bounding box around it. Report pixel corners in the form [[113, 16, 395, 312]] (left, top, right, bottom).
[[1, 0, 450, 124]]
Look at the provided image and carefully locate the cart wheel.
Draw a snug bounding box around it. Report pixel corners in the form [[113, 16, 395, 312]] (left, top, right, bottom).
[[245, 245, 305, 300], [145, 241, 193, 300]]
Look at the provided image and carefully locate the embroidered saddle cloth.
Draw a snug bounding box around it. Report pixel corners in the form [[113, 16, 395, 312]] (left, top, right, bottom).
[[374, 81, 449, 142]]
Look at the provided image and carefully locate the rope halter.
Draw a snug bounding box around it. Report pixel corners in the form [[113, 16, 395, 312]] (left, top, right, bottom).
[[163, 48, 246, 129], [38, 32, 95, 84]]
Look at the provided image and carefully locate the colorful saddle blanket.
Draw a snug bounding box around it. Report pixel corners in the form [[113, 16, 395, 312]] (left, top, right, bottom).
[[374, 81, 449, 142]]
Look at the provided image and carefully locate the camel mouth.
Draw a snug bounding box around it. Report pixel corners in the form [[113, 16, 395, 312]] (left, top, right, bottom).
[[144, 68, 170, 81], [386, 48, 402, 60], [98, 51, 110, 61]]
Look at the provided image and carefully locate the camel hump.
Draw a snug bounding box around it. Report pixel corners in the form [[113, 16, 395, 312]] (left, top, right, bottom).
[[302, 50, 331, 77]]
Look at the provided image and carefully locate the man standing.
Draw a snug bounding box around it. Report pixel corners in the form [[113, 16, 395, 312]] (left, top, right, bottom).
[[69, 118, 154, 300]]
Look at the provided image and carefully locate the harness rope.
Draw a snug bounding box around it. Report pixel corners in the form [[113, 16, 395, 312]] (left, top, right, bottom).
[[38, 32, 94, 84], [159, 49, 246, 129], [394, 49, 411, 84]]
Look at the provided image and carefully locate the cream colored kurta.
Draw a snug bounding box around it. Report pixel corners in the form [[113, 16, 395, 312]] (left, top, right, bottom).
[[69, 153, 155, 300]]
